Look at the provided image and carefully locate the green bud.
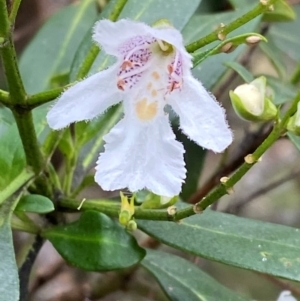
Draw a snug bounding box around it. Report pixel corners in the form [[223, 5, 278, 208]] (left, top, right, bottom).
[[141, 192, 178, 209], [152, 19, 172, 28], [287, 102, 300, 135], [126, 219, 137, 232], [229, 76, 277, 122], [119, 192, 135, 226], [119, 210, 131, 226]]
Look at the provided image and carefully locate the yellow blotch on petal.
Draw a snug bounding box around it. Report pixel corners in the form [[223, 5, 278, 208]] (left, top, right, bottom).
[[151, 89, 158, 97], [152, 71, 160, 80], [136, 98, 158, 121], [147, 82, 152, 90]]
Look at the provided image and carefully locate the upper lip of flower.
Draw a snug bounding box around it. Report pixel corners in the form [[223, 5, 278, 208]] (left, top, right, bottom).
[[46, 19, 233, 197]]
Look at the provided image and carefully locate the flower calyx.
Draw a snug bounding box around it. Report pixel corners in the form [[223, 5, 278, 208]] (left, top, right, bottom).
[[229, 76, 277, 122], [287, 102, 300, 135], [140, 192, 178, 209], [119, 192, 135, 228]]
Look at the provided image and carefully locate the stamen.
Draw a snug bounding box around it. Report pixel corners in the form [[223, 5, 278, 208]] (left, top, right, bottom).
[[157, 39, 169, 52], [121, 60, 133, 70], [167, 65, 173, 74], [117, 79, 126, 91], [118, 63, 150, 81]]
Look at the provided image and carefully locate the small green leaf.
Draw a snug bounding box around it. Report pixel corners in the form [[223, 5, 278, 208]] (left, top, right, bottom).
[[0, 198, 20, 301], [43, 211, 145, 271], [139, 210, 300, 281], [142, 249, 251, 301], [224, 61, 254, 83], [15, 194, 54, 213], [262, 0, 296, 22]]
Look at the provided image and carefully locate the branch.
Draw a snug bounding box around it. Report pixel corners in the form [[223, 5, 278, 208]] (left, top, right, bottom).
[[58, 92, 300, 221], [19, 235, 44, 301], [186, 0, 279, 53]]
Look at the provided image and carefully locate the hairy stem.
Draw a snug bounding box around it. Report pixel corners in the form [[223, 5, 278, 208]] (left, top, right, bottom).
[[186, 0, 278, 53]]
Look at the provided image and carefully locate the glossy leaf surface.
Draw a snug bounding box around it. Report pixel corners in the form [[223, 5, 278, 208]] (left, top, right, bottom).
[[142, 249, 251, 301], [43, 211, 145, 271], [0, 198, 20, 301], [139, 210, 300, 281], [15, 194, 54, 213]]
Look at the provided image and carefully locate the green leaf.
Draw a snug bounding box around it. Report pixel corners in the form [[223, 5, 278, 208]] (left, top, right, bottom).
[[224, 61, 254, 83], [268, 5, 300, 62], [174, 128, 206, 201], [19, 0, 97, 94], [0, 198, 20, 301], [139, 210, 300, 281], [288, 132, 300, 153], [262, 0, 296, 22], [142, 249, 251, 301], [43, 211, 145, 271], [183, 5, 261, 89], [0, 123, 25, 191], [259, 35, 287, 79], [264, 75, 297, 105], [15, 194, 54, 213]]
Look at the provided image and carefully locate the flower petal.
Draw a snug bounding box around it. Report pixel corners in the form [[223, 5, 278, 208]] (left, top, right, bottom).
[[169, 76, 233, 152], [277, 291, 297, 301], [95, 114, 186, 197], [93, 19, 152, 56], [47, 64, 122, 129]]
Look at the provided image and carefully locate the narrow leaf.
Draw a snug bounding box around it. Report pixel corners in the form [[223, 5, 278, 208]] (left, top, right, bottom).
[[224, 61, 254, 83], [0, 198, 20, 301], [139, 210, 300, 281], [142, 249, 251, 301]]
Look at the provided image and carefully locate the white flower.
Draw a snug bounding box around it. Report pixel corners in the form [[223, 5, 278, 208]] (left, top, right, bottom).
[[47, 19, 232, 197], [277, 291, 297, 301]]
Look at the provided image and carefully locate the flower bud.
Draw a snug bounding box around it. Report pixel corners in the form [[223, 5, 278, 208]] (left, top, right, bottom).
[[229, 76, 277, 122], [119, 192, 135, 226], [287, 102, 300, 135], [126, 219, 137, 231], [141, 192, 178, 209]]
